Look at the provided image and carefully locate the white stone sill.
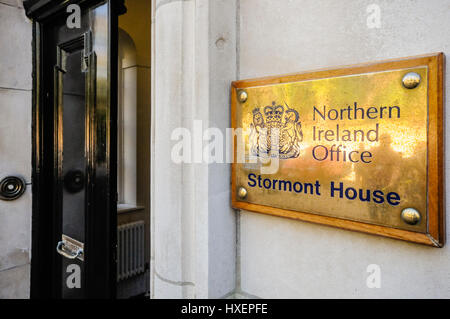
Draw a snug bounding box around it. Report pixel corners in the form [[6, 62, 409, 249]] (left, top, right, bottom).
[[117, 203, 145, 215]]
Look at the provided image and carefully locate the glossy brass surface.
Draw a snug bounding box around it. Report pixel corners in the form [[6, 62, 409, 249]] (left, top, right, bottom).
[[401, 208, 421, 225], [234, 66, 431, 234], [402, 72, 421, 89], [238, 89, 248, 103], [238, 187, 248, 199]]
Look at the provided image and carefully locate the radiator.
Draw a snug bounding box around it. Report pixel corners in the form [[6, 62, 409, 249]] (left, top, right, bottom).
[[117, 221, 145, 281]]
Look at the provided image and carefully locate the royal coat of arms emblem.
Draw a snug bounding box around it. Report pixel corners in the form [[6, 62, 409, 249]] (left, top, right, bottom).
[[249, 101, 303, 159]]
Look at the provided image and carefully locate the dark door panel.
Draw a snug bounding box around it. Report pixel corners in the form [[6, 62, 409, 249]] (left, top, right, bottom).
[[29, 0, 118, 299]]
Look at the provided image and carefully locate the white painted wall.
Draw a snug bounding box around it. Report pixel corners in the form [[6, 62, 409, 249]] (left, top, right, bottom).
[[238, 0, 450, 298], [0, 0, 32, 299]]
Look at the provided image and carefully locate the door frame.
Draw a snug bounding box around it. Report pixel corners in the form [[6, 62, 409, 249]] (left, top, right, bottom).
[[25, 0, 124, 298]]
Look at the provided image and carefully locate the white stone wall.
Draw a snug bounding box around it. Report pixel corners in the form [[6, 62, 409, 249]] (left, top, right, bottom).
[[151, 0, 237, 298], [0, 0, 32, 299], [237, 0, 450, 298]]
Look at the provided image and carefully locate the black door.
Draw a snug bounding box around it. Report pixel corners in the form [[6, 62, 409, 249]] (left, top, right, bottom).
[[27, 0, 121, 298]]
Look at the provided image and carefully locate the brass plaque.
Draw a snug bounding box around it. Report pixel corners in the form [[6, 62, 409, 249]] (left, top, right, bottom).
[[231, 54, 444, 246]]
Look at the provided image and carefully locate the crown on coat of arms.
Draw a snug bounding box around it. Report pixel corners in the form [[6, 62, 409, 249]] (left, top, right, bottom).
[[264, 101, 284, 126]]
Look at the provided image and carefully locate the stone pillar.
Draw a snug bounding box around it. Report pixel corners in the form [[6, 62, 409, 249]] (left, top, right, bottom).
[[151, 0, 237, 298]]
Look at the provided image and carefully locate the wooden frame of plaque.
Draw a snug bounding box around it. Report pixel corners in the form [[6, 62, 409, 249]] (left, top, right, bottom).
[[231, 53, 444, 247]]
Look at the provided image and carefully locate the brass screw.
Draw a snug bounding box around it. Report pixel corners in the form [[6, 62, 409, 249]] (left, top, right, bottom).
[[237, 90, 248, 103], [402, 72, 421, 89], [401, 208, 421, 225], [238, 187, 247, 199]]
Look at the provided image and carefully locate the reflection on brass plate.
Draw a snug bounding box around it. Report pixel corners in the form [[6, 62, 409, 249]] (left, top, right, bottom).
[[232, 54, 444, 246]]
